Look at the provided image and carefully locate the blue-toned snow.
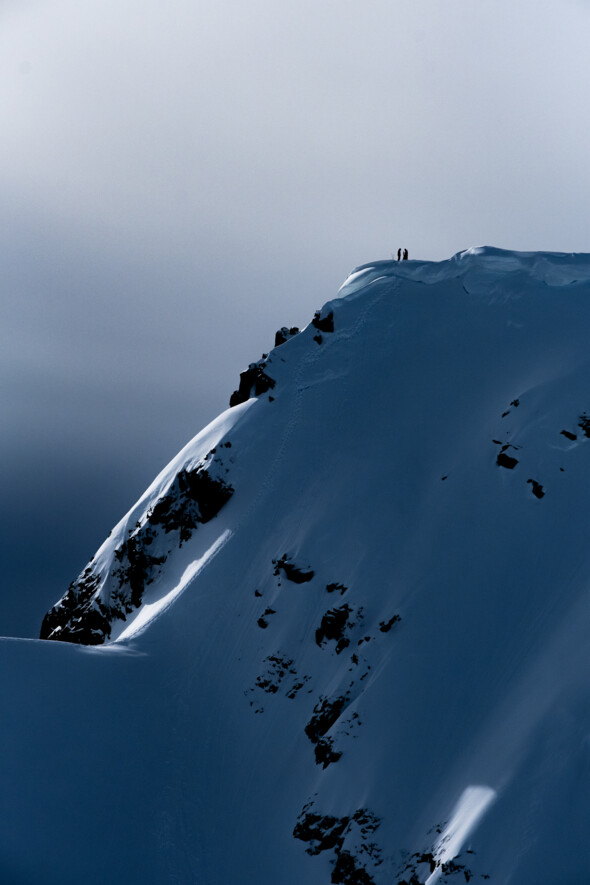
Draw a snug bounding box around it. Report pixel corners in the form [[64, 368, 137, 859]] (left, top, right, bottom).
[[3, 247, 590, 884]]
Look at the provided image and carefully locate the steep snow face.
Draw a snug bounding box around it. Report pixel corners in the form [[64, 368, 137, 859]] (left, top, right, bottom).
[[10, 246, 590, 884]]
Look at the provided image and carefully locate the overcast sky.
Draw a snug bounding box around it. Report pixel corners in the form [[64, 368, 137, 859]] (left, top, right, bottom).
[[2, 0, 590, 636]]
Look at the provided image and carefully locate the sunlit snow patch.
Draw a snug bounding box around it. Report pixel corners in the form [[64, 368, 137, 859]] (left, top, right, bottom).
[[338, 266, 378, 294], [425, 786, 496, 885], [114, 530, 232, 642]]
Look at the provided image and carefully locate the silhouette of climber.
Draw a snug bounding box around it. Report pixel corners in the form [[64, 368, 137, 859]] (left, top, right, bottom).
[[403, 248, 409, 260], [397, 248, 401, 261]]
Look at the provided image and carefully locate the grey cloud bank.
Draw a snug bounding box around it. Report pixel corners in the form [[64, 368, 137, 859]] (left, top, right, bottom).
[[1, 0, 590, 634]]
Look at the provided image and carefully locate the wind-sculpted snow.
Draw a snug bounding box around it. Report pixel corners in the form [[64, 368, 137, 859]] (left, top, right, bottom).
[[12, 247, 590, 883], [338, 246, 590, 298]]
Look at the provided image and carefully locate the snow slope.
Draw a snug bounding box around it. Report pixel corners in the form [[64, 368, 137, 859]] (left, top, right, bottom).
[[4, 247, 590, 884]]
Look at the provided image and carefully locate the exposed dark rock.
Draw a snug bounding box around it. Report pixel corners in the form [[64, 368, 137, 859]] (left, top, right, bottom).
[[316, 604, 355, 653], [414, 853, 437, 873], [314, 333, 323, 345], [333, 851, 376, 885], [40, 567, 113, 644], [273, 555, 315, 583], [342, 711, 361, 736], [41, 456, 234, 645], [294, 802, 381, 885], [379, 615, 401, 633], [511, 398, 520, 407], [113, 535, 167, 608], [527, 479, 545, 499], [258, 607, 276, 628], [230, 307, 332, 408], [497, 451, 518, 469], [40, 570, 99, 640], [304, 694, 363, 766], [312, 309, 335, 333], [274, 326, 300, 347], [286, 680, 310, 699], [294, 806, 350, 856], [229, 361, 276, 407], [256, 655, 294, 690], [305, 695, 348, 743], [578, 413, 590, 437], [327, 582, 348, 595], [442, 859, 472, 880], [561, 429, 577, 441], [314, 737, 343, 768], [40, 585, 111, 645], [149, 467, 233, 541], [305, 695, 350, 768], [246, 654, 311, 710], [397, 846, 484, 884]]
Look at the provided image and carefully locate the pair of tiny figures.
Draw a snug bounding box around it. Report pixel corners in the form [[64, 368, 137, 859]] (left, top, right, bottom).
[[397, 248, 409, 261]]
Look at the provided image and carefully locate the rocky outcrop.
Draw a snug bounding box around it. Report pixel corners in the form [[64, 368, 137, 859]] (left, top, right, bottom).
[[304, 694, 350, 768], [312, 309, 334, 333], [496, 449, 518, 469], [40, 570, 110, 645], [293, 802, 382, 885], [229, 361, 276, 407], [273, 554, 315, 584], [229, 308, 334, 406], [395, 847, 487, 884], [315, 604, 355, 653], [379, 614, 401, 633], [40, 451, 234, 645], [527, 478, 545, 499], [274, 326, 300, 347], [312, 308, 335, 344], [245, 654, 311, 713]]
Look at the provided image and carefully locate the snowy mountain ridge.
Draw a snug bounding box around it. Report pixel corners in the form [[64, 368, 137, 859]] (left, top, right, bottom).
[[41, 246, 590, 646], [4, 247, 590, 884]]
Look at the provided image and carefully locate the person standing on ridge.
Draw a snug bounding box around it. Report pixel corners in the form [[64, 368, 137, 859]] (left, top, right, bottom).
[[397, 248, 401, 261], [403, 248, 408, 260]]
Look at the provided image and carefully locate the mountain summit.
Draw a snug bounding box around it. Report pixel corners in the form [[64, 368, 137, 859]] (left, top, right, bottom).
[[6, 247, 590, 883]]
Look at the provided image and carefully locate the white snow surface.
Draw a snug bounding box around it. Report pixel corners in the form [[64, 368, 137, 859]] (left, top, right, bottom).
[[4, 247, 590, 883], [115, 530, 232, 642], [89, 398, 255, 628], [425, 787, 497, 885]]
